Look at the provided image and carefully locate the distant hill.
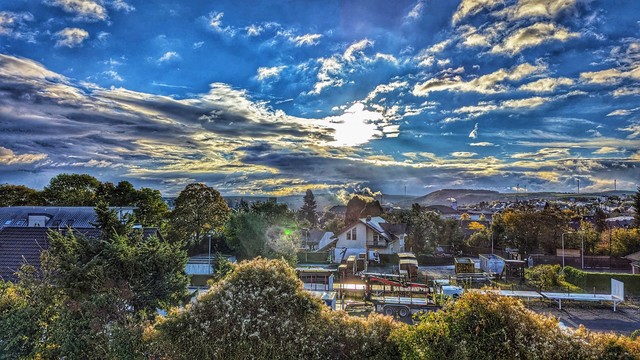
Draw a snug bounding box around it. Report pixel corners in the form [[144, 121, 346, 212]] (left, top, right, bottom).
[[406, 189, 502, 207]]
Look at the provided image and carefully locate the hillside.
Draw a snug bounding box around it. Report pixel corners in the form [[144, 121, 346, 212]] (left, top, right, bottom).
[[406, 189, 503, 207]]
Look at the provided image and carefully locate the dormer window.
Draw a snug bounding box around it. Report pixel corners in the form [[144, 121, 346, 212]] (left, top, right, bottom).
[[346, 228, 357, 240]]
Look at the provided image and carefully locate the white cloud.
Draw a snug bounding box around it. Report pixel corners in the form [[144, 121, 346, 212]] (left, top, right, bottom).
[[193, 41, 204, 49], [405, 0, 425, 22], [365, 81, 409, 101], [496, 0, 578, 20], [290, 33, 322, 47], [491, 22, 579, 55], [510, 147, 570, 160], [246, 24, 263, 37], [470, 142, 495, 146], [45, 0, 107, 21], [256, 65, 286, 81], [469, 123, 478, 139], [619, 122, 640, 139], [607, 108, 638, 117], [0, 146, 47, 165], [344, 39, 374, 62], [110, 0, 135, 12], [158, 51, 179, 63], [580, 65, 640, 85], [102, 70, 123, 81], [593, 147, 623, 154], [518, 77, 574, 93], [206, 12, 236, 37], [0, 11, 36, 42], [451, 151, 478, 158], [53, 27, 89, 48]]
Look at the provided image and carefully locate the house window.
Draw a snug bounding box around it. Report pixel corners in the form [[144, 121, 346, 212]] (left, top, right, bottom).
[[373, 233, 380, 246], [346, 228, 357, 240]]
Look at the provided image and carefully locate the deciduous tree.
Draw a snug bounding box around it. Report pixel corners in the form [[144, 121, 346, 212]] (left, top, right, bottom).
[[169, 183, 230, 246], [42, 173, 101, 206]]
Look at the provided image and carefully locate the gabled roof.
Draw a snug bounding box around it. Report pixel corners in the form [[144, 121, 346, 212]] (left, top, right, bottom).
[[333, 216, 406, 242], [0, 226, 161, 282], [0, 206, 136, 231]]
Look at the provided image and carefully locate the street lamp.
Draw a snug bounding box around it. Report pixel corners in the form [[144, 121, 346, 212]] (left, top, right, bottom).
[[208, 234, 212, 275], [561, 232, 567, 268]]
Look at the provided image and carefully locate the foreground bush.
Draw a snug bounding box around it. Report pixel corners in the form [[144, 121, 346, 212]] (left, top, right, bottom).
[[393, 291, 640, 360], [152, 258, 400, 359]]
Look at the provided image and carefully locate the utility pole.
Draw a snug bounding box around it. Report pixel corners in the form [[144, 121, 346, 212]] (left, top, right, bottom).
[[577, 178, 580, 194], [614, 179, 617, 192]]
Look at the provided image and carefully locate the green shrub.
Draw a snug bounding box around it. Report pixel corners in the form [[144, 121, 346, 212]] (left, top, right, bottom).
[[524, 264, 562, 290]]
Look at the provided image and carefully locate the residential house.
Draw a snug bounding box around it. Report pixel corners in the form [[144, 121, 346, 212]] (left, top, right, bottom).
[[324, 216, 406, 264]]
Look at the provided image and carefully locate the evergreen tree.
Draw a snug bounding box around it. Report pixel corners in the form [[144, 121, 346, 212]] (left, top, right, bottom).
[[300, 189, 318, 227]]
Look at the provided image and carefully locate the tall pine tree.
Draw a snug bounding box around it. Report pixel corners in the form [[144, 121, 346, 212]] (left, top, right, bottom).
[[300, 189, 318, 227]]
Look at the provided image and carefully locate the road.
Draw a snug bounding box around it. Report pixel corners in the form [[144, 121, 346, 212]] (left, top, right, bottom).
[[530, 303, 640, 335]]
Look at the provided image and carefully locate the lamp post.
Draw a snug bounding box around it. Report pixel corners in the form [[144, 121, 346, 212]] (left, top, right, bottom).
[[490, 231, 494, 254], [581, 232, 585, 270], [208, 234, 212, 275], [561, 232, 566, 268]]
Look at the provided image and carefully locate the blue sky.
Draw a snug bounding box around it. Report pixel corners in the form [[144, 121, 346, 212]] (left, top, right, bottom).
[[1, 0, 639, 196]]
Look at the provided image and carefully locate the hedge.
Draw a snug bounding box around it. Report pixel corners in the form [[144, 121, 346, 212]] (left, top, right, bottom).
[[563, 266, 640, 296]]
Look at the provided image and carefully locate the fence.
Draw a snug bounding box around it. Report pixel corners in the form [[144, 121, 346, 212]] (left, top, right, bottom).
[[297, 251, 332, 263], [530, 255, 631, 270]]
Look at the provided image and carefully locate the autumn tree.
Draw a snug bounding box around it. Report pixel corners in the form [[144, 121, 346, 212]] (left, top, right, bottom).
[[169, 183, 230, 246], [299, 189, 318, 227]]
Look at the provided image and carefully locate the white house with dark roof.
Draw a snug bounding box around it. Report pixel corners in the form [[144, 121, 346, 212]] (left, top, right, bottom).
[[327, 216, 406, 264]]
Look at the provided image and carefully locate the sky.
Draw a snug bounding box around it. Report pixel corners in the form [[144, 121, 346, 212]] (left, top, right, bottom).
[[0, 0, 639, 197]]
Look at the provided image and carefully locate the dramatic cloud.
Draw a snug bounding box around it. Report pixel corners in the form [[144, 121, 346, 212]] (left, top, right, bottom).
[[1, 2, 639, 195], [53, 27, 89, 47]]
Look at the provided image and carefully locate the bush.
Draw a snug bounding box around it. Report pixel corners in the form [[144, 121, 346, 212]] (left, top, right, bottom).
[[524, 264, 562, 290], [152, 258, 401, 359], [563, 266, 640, 295], [392, 291, 585, 359]]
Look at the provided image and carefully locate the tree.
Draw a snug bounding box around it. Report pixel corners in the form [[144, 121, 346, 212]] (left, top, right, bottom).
[[392, 291, 640, 359], [0, 205, 188, 358], [42, 173, 101, 206], [153, 258, 400, 359], [134, 187, 169, 228], [300, 189, 318, 227], [597, 228, 640, 257], [169, 183, 230, 246], [225, 201, 301, 262], [0, 184, 43, 206], [345, 196, 383, 223], [468, 221, 486, 232], [111, 181, 138, 206]]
